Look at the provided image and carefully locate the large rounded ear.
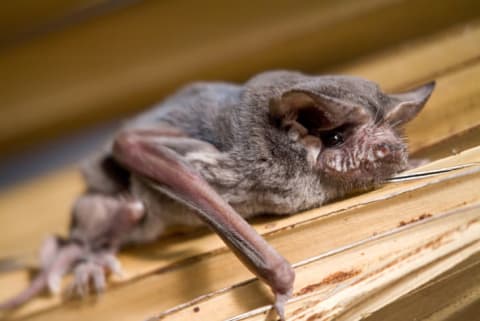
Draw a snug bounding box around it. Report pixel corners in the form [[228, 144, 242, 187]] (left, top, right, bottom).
[[386, 81, 435, 126], [269, 89, 369, 130]]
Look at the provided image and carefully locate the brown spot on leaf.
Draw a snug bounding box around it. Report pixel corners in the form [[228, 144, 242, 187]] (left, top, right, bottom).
[[291, 300, 320, 316], [398, 213, 432, 227], [193, 306, 200, 313], [352, 226, 459, 286], [296, 269, 361, 296], [306, 312, 325, 321], [323, 269, 361, 283], [467, 218, 479, 227], [291, 306, 306, 316]]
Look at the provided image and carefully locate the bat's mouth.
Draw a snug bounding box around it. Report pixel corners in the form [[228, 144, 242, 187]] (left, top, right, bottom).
[[316, 143, 407, 187]]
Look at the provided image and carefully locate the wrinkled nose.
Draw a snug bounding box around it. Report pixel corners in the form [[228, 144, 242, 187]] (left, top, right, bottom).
[[374, 143, 391, 159]]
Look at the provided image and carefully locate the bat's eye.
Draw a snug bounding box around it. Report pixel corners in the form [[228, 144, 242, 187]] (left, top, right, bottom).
[[323, 131, 344, 147]]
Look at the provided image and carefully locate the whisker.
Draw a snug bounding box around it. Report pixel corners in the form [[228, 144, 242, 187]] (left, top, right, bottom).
[[386, 162, 480, 182]]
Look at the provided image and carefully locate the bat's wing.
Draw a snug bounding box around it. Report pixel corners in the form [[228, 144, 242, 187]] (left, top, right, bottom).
[[112, 127, 294, 320]]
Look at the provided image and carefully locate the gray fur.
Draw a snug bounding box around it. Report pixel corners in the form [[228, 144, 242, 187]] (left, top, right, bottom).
[[82, 70, 434, 244]]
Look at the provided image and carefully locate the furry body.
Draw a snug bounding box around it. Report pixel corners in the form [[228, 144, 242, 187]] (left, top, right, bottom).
[[1, 71, 435, 316], [84, 71, 418, 243]]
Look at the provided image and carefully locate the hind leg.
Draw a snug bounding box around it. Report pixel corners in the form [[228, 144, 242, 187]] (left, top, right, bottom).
[[67, 251, 122, 298]]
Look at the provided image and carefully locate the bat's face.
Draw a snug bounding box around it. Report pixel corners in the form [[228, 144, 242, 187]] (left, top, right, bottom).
[[316, 121, 407, 189], [264, 72, 435, 192]]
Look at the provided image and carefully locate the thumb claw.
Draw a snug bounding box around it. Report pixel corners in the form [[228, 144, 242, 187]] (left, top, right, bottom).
[[273, 291, 291, 321]]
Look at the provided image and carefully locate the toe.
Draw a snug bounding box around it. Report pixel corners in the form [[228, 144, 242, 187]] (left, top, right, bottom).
[[72, 265, 90, 298], [104, 254, 123, 277], [94, 253, 123, 277], [91, 265, 106, 293]]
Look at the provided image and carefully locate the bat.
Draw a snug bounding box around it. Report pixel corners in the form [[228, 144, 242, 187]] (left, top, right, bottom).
[[0, 70, 435, 320]]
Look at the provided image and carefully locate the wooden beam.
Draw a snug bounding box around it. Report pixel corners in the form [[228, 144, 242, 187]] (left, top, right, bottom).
[[154, 203, 480, 321], [364, 254, 480, 321], [412, 124, 480, 160], [337, 21, 480, 91]]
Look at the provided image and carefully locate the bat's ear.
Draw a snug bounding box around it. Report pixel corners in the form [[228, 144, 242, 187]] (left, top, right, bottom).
[[269, 89, 369, 130], [386, 81, 435, 126]]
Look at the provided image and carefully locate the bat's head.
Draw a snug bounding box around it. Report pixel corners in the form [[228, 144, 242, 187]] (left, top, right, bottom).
[[263, 72, 435, 192], [69, 194, 145, 250]]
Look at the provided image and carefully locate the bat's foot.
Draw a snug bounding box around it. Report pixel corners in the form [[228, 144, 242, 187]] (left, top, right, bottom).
[[65, 252, 123, 299]]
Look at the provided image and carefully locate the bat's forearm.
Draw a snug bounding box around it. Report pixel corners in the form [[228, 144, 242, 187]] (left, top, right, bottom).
[[113, 130, 294, 319]]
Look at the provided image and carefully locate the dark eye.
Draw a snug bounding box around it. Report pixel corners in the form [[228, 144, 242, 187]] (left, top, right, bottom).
[[322, 131, 344, 147]]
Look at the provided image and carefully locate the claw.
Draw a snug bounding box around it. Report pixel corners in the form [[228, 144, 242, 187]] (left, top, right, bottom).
[[273, 292, 290, 321], [68, 252, 121, 298], [72, 264, 90, 298], [70, 262, 105, 297], [100, 253, 123, 277], [91, 265, 107, 293]]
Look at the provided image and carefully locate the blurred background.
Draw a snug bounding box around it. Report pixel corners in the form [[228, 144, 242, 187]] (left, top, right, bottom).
[[0, 0, 479, 189]]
